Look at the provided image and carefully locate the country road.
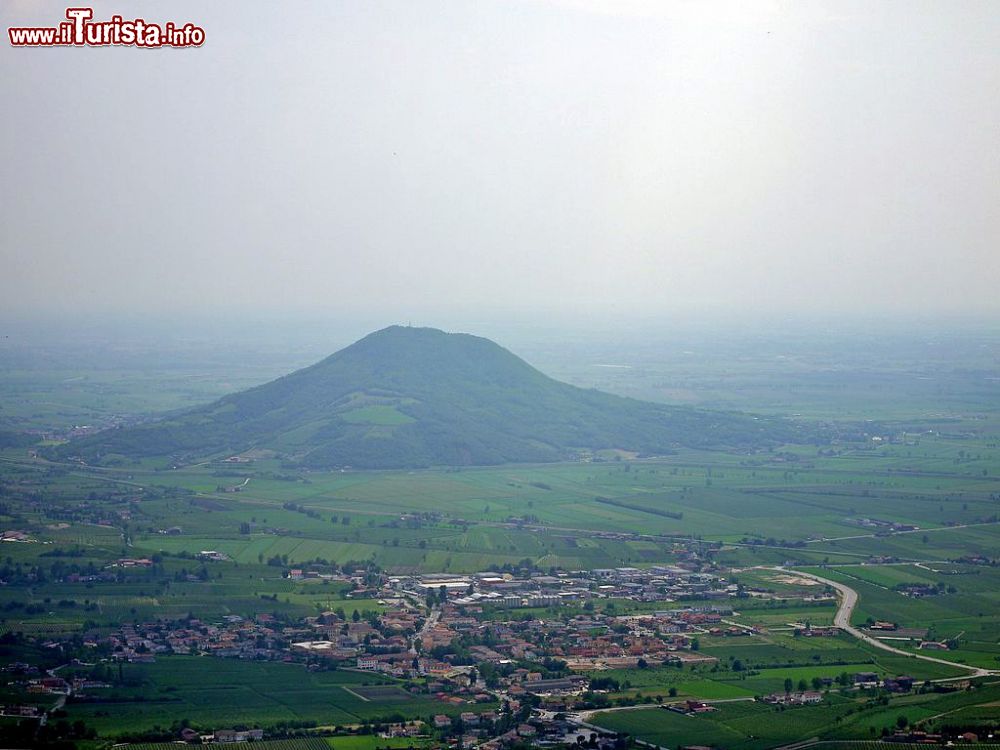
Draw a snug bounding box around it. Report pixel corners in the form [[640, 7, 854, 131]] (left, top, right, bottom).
[[410, 606, 441, 654], [571, 696, 756, 722], [771, 567, 998, 679], [804, 520, 1000, 545]]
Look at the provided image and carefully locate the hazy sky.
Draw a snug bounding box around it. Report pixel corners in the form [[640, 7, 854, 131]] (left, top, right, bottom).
[[2, 0, 999, 322]]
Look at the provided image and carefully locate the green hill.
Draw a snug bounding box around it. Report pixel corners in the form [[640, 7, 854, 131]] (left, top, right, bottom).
[[57, 326, 802, 468]]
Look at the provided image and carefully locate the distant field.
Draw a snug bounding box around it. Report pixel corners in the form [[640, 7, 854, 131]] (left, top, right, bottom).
[[593, 701, 837, 750], [49, 436, 1000, 563], [594, 684, 1000, 750], [59, 657, 470, 738], [2, 438, 999, 645], [324, 737, 433, 750]]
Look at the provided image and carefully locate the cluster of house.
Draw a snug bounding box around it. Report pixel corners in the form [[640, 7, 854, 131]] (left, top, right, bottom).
[[895, 582, 949, 598], [172, 727, 269, 743], [759, 673, 920, 704], [23, 675, 71, 695], [477, 716, 621, 750], [63, 570, 119, 583], [955, 555, 994, 566], [189, 728, 264, 743], [424, 710, 621, 750], [0, 703, 43, 718], [90, 602, 417, 668], [293, 606, 428, 667], [352, 603, 731, 686], [1, 663, 48, 709], [265, 567, 745, 689], [793, 625, 839, 637], [409, 698, 626, 750], [667, 700, 717, 715], [859, 622, 953, 651], [918, 640, 952, 650], [848, 517, 918, 533], [884, 730, 946, 744], [391, 565, 740, 608], [2, 659, 118, 707], [287, 568, 354, 582], [853, 672, 916, 692], [885, 728, 1000, 745], [867, 620, 901, 631], [103, 613, 294, 661], [761, 690, 824, 705], [0, 529, 34, 543], [34, 495, 136, 529], [81, 562, 744, 690]]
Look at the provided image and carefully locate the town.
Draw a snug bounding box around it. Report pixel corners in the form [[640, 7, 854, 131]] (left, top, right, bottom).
[[7, 559, 976, 749]]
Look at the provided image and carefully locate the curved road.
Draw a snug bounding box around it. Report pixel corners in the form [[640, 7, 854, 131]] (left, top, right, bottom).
[[771, 567, 997, 679]]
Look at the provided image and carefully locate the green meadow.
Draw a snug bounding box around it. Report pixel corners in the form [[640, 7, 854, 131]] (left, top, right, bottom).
[[60, 658, 469, 739], [595, 683, 1000, 750]]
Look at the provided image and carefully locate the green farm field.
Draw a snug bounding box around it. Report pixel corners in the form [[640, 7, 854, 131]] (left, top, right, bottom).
[[2, 437, 999, 643], [594, 683, 1000, 749], [60, 658, 471, 739]]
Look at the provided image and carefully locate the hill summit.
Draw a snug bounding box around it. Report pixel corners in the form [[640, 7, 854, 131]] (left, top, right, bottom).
[[60, 326, 796, 468]]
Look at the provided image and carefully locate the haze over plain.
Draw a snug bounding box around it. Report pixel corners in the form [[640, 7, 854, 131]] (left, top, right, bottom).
[[2, 0, 999, 324]]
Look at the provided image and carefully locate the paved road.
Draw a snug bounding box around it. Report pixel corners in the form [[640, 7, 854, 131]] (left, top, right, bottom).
[[805, 520, 1000, 545], [770, 567, 998, 679], [410, 607, 441, 654], [570, 697, 757, 726]]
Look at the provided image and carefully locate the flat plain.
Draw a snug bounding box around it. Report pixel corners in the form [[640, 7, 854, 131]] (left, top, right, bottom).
[[1, 325, 999, 746]]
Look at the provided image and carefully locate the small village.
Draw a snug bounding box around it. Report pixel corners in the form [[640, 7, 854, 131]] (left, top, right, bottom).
[[3, 563, 955, 748]]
